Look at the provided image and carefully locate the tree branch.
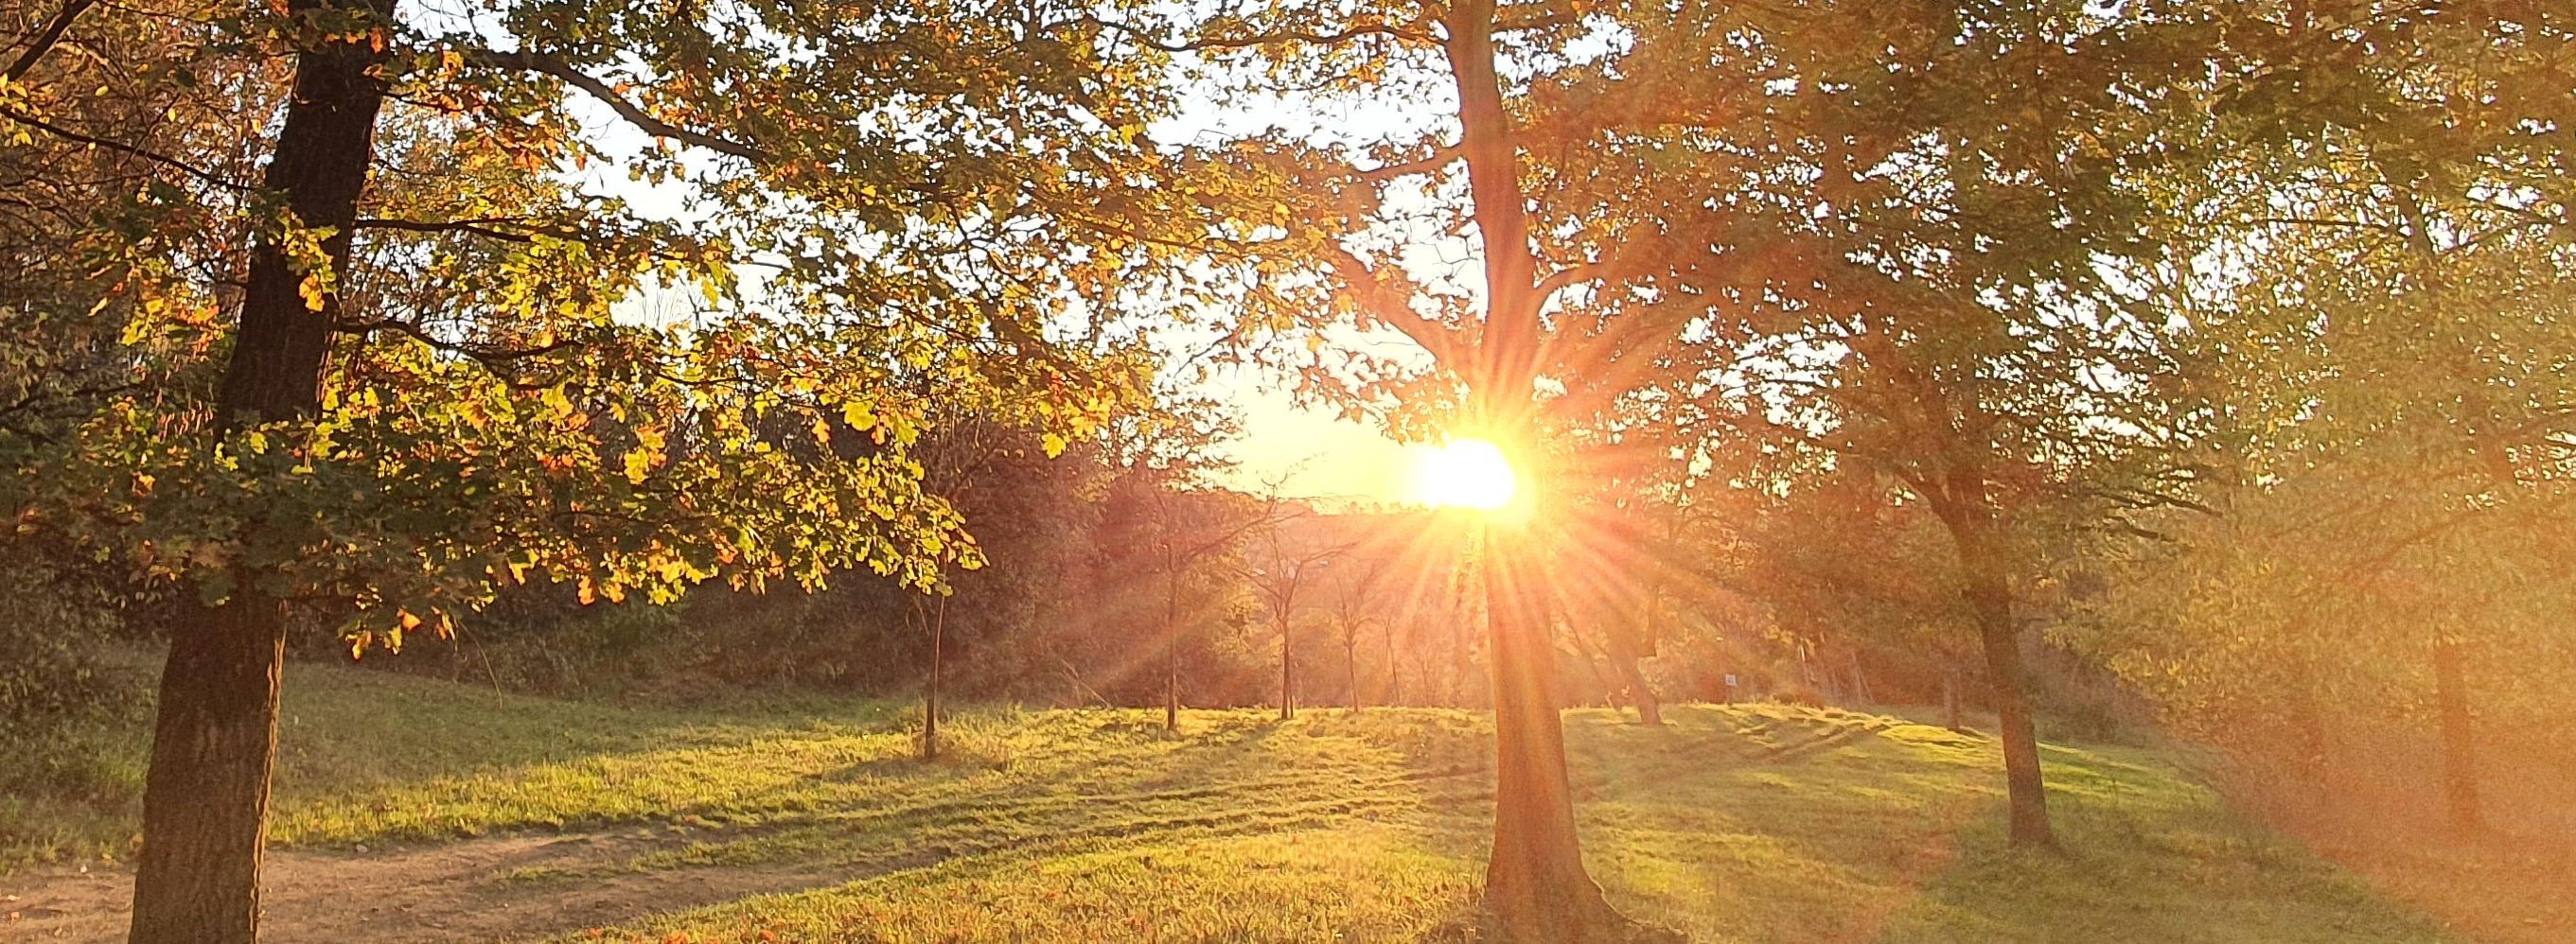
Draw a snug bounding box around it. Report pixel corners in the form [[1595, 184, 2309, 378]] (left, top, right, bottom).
[[1085, 15, 1429, 53], [1, 0, 97, 82], [0, 104, 245, 189], [345, 316, 585, 367], [473, 49, 764, 162], [1320, 242, 1464, 370], [1357, 146, 1460, 182]]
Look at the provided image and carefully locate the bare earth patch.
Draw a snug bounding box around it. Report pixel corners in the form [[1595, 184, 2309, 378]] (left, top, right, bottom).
[[2, 830, 841, 943]]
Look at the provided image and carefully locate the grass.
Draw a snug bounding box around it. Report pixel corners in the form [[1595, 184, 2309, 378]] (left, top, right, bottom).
[[3, 663, 2453, 942]]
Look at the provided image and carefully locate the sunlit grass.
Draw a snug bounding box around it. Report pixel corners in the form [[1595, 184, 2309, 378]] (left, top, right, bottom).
[[3, 665, 2450, 942]]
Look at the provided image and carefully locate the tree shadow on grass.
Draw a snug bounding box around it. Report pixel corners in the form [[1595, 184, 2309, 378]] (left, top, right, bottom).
[[1560, 707, 2449, 944]]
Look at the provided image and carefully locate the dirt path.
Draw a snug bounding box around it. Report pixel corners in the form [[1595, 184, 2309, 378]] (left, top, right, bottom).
[[0, 726, 1506, 942], [1, 829, 845, 943]]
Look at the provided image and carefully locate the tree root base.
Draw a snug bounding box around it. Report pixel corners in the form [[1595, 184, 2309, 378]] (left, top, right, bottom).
[[1473, 898, 1685, 944]]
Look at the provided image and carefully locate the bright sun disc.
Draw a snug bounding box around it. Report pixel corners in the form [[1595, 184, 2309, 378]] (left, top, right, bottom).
[[1416, 438, 1519, 510]]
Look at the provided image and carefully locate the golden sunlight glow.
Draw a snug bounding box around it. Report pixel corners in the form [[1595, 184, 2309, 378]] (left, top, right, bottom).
[[1414, 438, 1520, 510]]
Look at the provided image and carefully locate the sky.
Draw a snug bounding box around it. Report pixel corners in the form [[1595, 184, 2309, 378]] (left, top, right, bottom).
[[1213, 372, 1432, 506]]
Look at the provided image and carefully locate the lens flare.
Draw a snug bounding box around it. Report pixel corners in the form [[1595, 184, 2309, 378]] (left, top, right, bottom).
[[1415, 438, 1519, 511]]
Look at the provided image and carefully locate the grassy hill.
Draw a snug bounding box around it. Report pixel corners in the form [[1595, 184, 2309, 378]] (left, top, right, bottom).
[[3, 663, 2451, 942]]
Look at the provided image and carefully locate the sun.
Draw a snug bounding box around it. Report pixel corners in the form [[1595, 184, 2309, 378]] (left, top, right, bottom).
[[1414, 438, 1520, 511]]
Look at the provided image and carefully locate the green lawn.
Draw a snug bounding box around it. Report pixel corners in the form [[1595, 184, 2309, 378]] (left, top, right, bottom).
[[3, 663, 2448, 942]]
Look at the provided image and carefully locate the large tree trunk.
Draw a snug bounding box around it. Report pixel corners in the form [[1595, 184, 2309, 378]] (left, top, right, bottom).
[[2431, 632, 2482, 833], [128, 599, 289, 944], [1942, 500, 2056, 850], [1480, 532, 1614, 939], [1441, 0, 1619, 931], [1162, 638, 1178, 730], [129, 3, 393, 939], [1612, 651, 1662, 726]]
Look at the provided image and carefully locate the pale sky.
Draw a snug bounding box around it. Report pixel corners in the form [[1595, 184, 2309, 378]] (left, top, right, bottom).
[[1213, 371, 1431, 506]]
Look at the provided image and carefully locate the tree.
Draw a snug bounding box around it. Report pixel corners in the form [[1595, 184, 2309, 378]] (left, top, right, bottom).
[[1093, 392, 1275, 730], [2054, 1, 2576, 838], [1180, 0, 2250, 867], [883, 408, 1192, 759], [9, 0, 1239, 936], [2071, 2, 2576, 831], [1549, 1, 2250, 849], [1246, 507, 1347, 721], [116, 5, 405, 935], [1152, 0, 1675, 926], [1, 0, 273, 733], [1318, 537, 1386, 712], [1555, 434, 1703, 726]]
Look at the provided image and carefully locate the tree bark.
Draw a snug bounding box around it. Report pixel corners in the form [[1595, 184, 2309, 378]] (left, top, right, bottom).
[[1279, 608, 1295, 721], [2284, 643, 2330, 771], [1943, 668, 1966, 733], [1480, 531, 1614, 938], [1941, 499, 2056, 850], [1346, 638, 1361, 712], [1163, 638, 1178, 730], [1384, 625, 1402, 707], [1163, 555, 1181, 732], [2431, 631, 2482, 833], [1613, 651, 1662, 726], [922, 598, 944, 760], [129, 2, 394, 939], [129, 599, 289, 944], [1614, 578, 1664, 726], [1817, 649, 1844, 705]]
